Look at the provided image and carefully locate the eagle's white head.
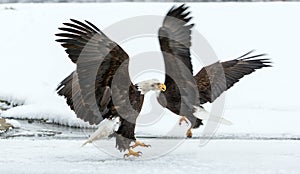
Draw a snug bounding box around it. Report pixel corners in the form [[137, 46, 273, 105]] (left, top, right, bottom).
[[136, 79, 166, 95]]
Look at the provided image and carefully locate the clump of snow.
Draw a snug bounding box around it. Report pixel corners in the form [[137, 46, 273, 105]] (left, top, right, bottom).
[[5, 119, 21, 128], [0, 99, 23, 111]]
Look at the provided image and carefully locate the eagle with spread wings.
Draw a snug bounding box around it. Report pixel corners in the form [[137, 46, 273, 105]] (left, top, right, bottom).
[[157, 4, 271, 138], [55, 19, 166, 157]]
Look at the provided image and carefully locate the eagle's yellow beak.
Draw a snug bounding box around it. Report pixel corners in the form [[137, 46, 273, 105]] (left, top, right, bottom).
[[159, 83, 166, 91]]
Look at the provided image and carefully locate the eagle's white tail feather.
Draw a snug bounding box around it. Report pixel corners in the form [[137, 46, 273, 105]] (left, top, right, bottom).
[[82, 117, 120, 147], [193, 106, 232, 125]]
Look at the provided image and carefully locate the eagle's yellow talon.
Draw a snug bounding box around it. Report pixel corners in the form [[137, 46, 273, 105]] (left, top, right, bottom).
[[186, 128, 193, 138], [131, 140, 151, 149], [179, 116, 189, 126], [123, 149, 142, 158]]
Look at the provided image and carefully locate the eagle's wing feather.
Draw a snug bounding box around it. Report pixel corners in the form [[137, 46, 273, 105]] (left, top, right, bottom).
[[56, 19, 130, 125], [194, 50, 272, 104], [158, 4, 194, 75], [158, 5, 198, 117]]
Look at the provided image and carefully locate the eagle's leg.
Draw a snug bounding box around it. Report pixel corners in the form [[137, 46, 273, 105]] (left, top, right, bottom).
[[186, 128, 193, 138], [179, 116, 189, 126], [123, 148, 142, 158], [131, 140, 151, 149]]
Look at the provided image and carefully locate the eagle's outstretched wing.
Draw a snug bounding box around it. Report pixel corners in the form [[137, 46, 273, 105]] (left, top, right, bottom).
[[56, 19, 131, 125], [159, 4, 194, 75], [158, 4, 198, 117], [194, 50, 272, 104]]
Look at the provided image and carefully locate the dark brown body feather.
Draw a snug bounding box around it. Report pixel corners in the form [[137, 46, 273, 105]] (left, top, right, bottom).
[[56, 19, 143, 152]]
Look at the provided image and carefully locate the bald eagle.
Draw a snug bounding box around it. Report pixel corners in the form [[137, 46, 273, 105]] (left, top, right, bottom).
[[156, 4, 271, 137], [55, 19, 166, 157]]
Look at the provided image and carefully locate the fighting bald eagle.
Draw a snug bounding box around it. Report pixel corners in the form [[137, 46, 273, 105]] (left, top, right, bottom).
[[157, 4, 271, 138], [55, 19, 166, 157]]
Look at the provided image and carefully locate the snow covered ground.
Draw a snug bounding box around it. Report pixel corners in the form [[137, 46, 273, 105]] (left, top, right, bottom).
[[1, 139, 300, 174]]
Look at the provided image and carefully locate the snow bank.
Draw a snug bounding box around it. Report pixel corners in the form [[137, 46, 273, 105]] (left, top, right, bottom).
[[0, 2, 299, 135], [1, 103, 94, 128]]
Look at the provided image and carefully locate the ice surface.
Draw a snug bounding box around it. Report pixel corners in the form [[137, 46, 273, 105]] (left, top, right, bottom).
[[0, 139, 300, 174]]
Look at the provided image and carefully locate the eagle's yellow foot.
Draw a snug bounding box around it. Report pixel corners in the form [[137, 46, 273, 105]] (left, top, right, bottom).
[[123, 148, 142, 158], [131, 140, 151, 149], [186, 128, 193, 138], [179, 116, 189, 126]]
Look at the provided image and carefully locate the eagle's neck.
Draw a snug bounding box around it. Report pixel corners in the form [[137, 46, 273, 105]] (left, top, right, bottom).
[[154, 90, 161, 97]]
